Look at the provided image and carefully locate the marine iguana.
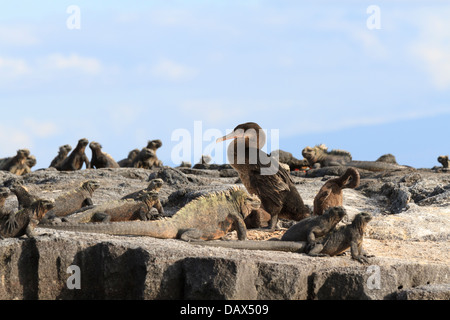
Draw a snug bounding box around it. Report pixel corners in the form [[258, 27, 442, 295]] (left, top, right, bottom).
[[39, 187, 261, 241], [121, 179, 164, 215], [146, 139, 164, 167], [438, 155, 449, 169], [49, 145, 72, 168], [132, 148, 158, 169], [43, 180, 100, 219], [89, 141, 120, 169], [0, 188, 10, 213], [313, 168, 360, 215], [26, 155, 36, 171], [10, 183, 40, 210], [59, 191, 161, 223], [270, 149, 310, 171], [0, 199, 54, 239], [302, 145, 409, 172], [217, 122, 311, 230], [302, 145, 352, 168], [57, 138, 90, 171], [118, 149, 140, 167], [281, 206, 347, 250], [191, 212, 373, 264], [0, 149, 32, 176], [308, 212, 374, 264]]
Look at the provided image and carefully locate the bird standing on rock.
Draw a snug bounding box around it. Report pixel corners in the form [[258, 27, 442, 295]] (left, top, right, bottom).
[[217, 122, 311, 230]]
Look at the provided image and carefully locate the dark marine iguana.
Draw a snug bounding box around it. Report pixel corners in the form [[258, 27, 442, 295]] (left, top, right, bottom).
[[132, 148, 158, 169], [302, 145, 409, 172], [308, 212, 374, 263], [59, 191, 161, 223], [313, 167, 360, 216], [49, 145, 72, 168], [57, 138, 90, 171], [89, 141, 120, 169], [121, 178, 164, 215], [0, 188, 10, 213], [39, 187, 261, 241], [118, 149, 140, 167], [11, 183, 40, 210], [43, 180, 100, 219], [281, 206, 347, 250], [0, 199, 54, 239], [147, 139, 164, 167], [438, 155, 449, 169], [191, 212, 374, 264], [0, 149, 33, 176]]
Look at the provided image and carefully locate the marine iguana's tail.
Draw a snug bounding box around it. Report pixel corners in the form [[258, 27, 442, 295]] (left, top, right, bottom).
[[190, 240, 308, 253], [38, 219, 179, 239], [347, 161, 410, 172]]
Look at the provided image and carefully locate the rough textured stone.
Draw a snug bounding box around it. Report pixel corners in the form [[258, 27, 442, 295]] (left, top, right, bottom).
[[0, 167, 449, 300]]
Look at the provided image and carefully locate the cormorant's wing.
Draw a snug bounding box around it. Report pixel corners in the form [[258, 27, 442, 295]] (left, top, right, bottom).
[[248, 161, 292, 208]]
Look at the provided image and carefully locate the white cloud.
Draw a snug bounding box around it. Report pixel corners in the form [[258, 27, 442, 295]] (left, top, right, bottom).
[[0, 57, 31, 77], [0, 25, 39, 46], [42, 53, 102, 75], [0, 125, 33, 157], [23, 119, 60, 138], [410, 14, 450, 90], [152, 58, 198, 81]]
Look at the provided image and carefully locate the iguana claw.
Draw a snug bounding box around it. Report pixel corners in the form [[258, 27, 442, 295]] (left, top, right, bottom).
[[5, 216, 19, 234]]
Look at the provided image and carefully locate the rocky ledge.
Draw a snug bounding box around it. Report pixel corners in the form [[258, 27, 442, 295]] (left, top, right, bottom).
[[0, 167, 449, 300]]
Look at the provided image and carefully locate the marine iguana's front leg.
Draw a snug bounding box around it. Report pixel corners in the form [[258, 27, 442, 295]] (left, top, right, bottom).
[[306, 228, 323, 253], [5, 212, 19, 234], [92, 212, 111, 223], [82, 198, 93, 207], [350, 242, 370, 264], [139, 207, 160, 221]]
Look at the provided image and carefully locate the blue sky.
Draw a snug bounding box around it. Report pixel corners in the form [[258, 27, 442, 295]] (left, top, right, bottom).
[[1, 0, 449, 169]]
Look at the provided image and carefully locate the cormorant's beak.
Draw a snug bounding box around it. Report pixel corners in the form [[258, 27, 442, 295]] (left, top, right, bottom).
[[216, 131, 245, 143]]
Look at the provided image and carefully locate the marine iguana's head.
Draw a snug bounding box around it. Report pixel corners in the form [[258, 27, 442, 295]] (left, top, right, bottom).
[[62, 144, 72, 153], [147, 179, 164, 191], [77, 138, 89, 148], [438, 155, 449, 168], [0, 187, 10, 199], [352, 212, 372, 233], [128, 149, 140, 159], [323, 206, 347, 224], [82, 180, 101, 194], [302, 145, 326, 165], [31, 199, 55, 220], [230, 187, 261, 218], [26, 155, 37, 168], [139, 148, 156, 160], [16, 149, 31, 160], [89, 141, 103, 150], [147, 139, 163, 150]]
